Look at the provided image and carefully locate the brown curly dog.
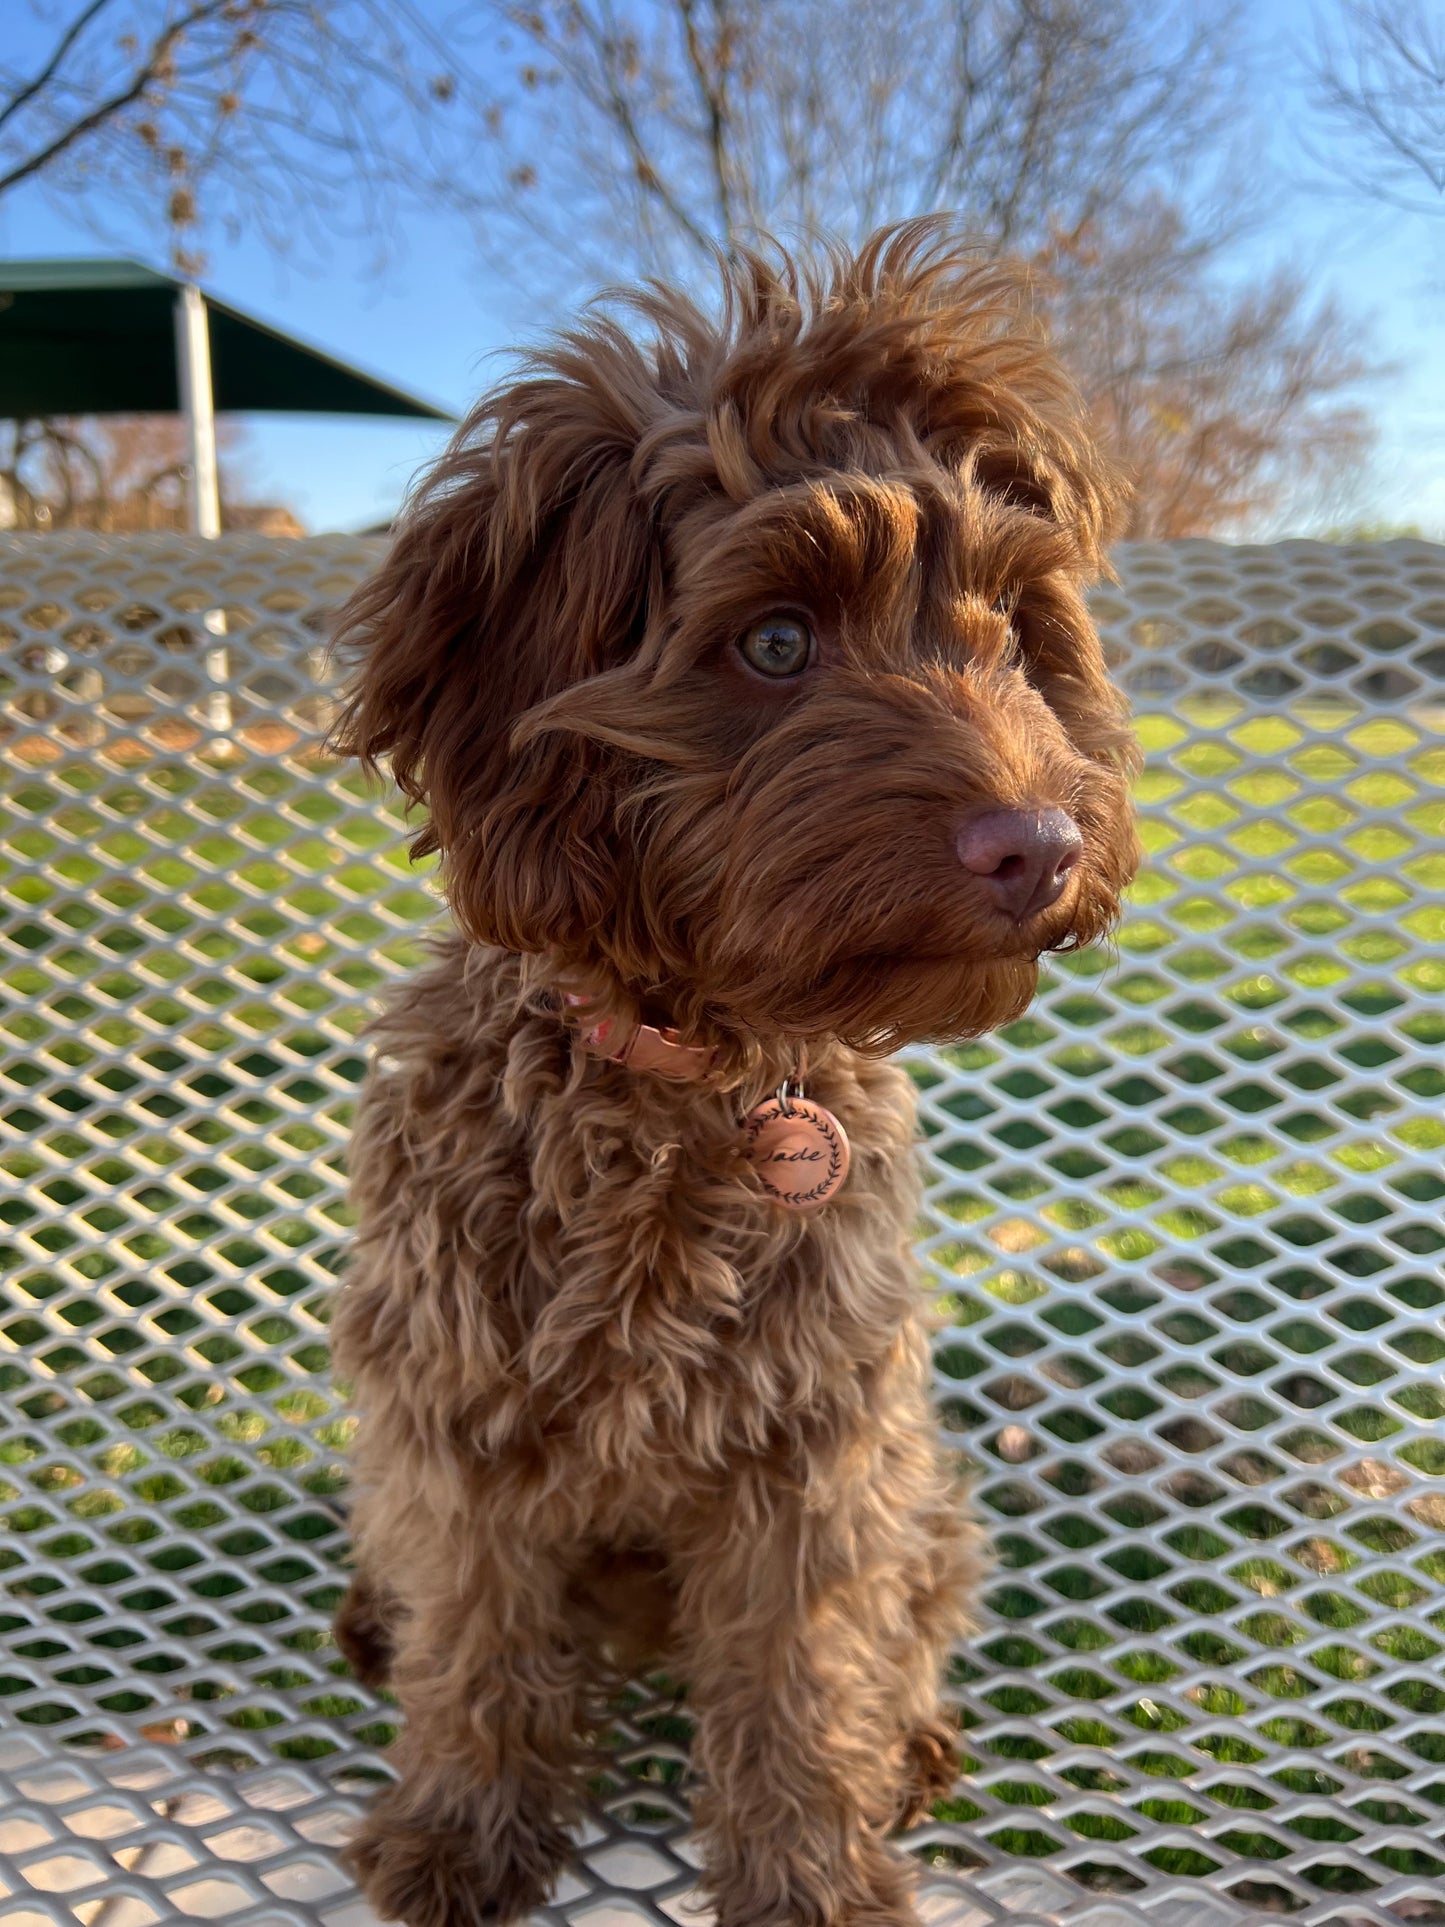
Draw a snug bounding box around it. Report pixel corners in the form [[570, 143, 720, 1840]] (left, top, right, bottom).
[[326, 221, 1139, 1927]]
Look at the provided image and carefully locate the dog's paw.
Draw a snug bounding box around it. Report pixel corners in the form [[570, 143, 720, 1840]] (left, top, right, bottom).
[[894, 1718, 960, 1830], [712, 1842, 920, 1927], [346, 1789, 567, 1926]]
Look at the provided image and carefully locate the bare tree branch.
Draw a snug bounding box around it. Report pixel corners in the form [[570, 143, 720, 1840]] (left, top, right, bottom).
[[0, 0, 1381, 538], [1308, 0, 1445, 211], [0, 0, 115, 138], [0, 2, 236, 200], [473, 1, 1253, 286], [462, 1, 1375, 539], [0, 412, 297, 531], [674, 0, 737, 240], [0, 0, 478, 271], [1041, 201, 1376, 536]]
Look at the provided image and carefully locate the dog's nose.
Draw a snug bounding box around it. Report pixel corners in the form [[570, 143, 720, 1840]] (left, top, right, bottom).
[[957, 806, 1083, 920]]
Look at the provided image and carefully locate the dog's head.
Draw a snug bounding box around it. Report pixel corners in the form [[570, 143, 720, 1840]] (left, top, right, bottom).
[[332, 222, 1140, 1051]]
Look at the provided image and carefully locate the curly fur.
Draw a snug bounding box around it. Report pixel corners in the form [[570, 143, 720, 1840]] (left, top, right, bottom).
[[327, 221, 1139, 1927]]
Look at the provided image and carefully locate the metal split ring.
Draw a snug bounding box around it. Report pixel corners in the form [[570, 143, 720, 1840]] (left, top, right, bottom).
[[776, 1046, 809, 1117]]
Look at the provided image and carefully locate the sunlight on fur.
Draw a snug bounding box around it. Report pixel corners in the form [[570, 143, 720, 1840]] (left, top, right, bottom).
[[325, 220, 1140, 1927]]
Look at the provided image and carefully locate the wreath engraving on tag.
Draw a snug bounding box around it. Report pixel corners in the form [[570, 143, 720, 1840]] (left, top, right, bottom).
[[743, 1095, 851, 1212]]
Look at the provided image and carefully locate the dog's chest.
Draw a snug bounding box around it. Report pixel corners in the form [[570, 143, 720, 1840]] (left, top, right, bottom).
[[342, 950, 926, 1486], [504, 1078, 920, 1477]]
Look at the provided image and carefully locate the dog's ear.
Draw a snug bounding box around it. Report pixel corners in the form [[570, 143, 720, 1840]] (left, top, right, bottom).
[[329, 344, 659, 951]]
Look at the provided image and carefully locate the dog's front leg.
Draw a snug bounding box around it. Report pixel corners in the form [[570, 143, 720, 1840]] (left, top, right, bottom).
[[344, 1546, 584, 1927], [677, 1476, 929, 1927]]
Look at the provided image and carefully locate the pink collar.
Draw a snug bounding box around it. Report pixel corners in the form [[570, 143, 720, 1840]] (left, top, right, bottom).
[[562, 995, 850, 1211], [564, 994, 717, 1083]]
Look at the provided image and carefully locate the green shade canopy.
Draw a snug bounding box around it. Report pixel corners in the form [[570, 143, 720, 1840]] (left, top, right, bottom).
[[0, 257, 455, 421]]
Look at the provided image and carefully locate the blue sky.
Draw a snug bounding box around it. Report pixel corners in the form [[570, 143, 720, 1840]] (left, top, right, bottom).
[[2, 0, 1441, 536]]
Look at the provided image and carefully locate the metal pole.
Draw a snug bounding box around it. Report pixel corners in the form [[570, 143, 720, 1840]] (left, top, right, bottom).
[[174, 283, 221, 537]]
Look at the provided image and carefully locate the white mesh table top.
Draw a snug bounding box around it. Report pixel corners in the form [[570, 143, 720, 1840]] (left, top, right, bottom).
[[1, 531, 1443, 1926]]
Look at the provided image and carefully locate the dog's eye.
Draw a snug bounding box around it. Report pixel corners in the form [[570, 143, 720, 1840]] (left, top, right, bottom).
[[739, 615, 813, 678]]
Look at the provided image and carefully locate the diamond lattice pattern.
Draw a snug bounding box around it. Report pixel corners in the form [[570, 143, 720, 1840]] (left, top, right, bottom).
[[1, 534, 1443, 1927]]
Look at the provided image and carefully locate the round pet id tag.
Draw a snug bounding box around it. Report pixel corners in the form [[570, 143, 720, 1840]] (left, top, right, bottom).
[[743, 1093, 851, 1213]]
